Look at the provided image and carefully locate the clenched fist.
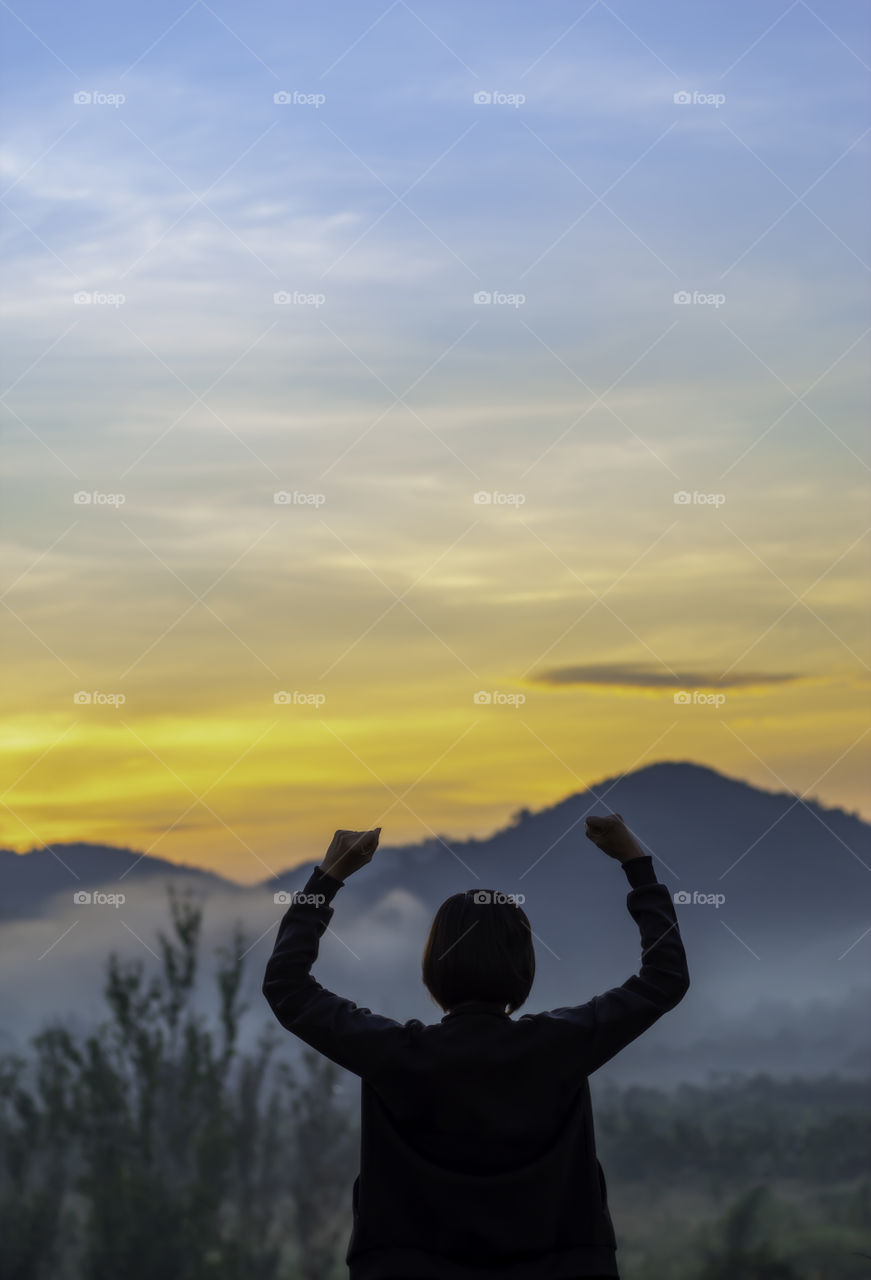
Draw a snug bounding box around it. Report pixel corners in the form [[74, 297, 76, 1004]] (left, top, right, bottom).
[[320, 827, 382, 881], [584, 813, 645, 863]]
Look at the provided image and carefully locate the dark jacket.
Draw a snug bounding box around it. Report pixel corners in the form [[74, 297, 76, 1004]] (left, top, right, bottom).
[[262, 855, 689, 1279]]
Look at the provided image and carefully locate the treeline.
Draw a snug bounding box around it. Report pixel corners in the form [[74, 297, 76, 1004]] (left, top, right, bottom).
[[593, 1072, 871, 1187], [0, 888, 869, 1279]]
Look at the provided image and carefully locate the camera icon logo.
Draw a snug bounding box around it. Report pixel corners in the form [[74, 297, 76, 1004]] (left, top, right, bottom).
[[473, 690, 492, 704], [673, 91, 692, 105], [274, 691, 291, 704], [673, 491, 692, 504], [673, 691, 691, 704], [74, 691, 92, 704], [473, 890, 492, 903], [74, 891, 92, 905], [673, 890, 692, 904], [673, 291, 692, 304], [473, 91, 492, 105], [274, 91, 292, 104], [273, 890, 293, 905], [473, 290, 492, 304]]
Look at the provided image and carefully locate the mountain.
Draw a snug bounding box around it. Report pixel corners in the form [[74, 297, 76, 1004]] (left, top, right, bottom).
[[0, 841, 238, 922], [269, 759, 871, 988], [1, 761, 869, 1082]]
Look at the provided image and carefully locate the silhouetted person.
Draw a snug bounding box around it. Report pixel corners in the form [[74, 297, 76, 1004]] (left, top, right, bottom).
[[263, 814, 689, 1279]]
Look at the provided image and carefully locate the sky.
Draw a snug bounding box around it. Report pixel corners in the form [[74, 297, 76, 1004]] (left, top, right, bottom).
[[1, 0, 869, 885]]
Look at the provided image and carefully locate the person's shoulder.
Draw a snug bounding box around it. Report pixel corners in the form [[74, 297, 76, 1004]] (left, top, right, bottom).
[[515, 1008, 588, 1037]]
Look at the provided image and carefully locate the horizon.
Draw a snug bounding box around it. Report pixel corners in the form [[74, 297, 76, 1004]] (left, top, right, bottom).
[[5, 756, 869, 886]]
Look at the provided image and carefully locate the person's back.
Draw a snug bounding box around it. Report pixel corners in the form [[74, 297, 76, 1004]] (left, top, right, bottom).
[[380, 1007, 587, 1172], [262, 815, 690, 1280]]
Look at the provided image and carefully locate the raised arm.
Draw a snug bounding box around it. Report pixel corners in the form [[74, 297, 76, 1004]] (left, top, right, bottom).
[[261, 828, 414, 1078], [531, 814, 690, 1075]]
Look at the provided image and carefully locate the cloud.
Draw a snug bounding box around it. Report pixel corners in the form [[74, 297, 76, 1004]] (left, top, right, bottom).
[[527, 663, 803, 690]]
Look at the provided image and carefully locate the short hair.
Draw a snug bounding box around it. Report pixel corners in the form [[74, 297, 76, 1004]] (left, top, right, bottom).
[[421, 889, 535, 1015]]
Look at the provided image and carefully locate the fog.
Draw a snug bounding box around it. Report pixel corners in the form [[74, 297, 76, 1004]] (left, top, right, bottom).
[[2, 875, 868, 1089]]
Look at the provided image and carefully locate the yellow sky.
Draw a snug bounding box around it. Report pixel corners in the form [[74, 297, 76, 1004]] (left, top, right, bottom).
[[3, 485, 868, 883]]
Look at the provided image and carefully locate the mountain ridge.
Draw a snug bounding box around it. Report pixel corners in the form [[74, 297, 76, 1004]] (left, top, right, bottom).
[[1, 759, 868, 1082], [3, 757, 865, 921]]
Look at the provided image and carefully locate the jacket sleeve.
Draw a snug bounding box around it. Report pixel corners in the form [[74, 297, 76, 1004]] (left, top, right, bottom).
[[261, 865, 415, 1078], [530, 855, 690, 1075]]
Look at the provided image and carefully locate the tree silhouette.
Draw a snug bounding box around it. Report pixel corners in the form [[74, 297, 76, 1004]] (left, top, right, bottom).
[[0, 886, 358, 1280]]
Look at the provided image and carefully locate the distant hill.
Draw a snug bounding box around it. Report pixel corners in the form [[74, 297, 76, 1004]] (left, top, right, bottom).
[[4, 759, 869, 964], [265, 760, 871, 993], [0, 841, 238, 921], [1, 761, 869, 1082]]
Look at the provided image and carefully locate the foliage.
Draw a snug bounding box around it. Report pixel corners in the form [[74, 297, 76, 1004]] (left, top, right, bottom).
[[593, 1073, 871, 1190], [0, 887, 356, 1280]]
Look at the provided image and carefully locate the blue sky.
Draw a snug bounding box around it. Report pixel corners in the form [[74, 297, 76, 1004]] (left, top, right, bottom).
[[1, 1, 869, 878]]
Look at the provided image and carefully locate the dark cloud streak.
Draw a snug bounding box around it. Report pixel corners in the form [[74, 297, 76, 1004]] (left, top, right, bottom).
[[528, 664, 802, 689]]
